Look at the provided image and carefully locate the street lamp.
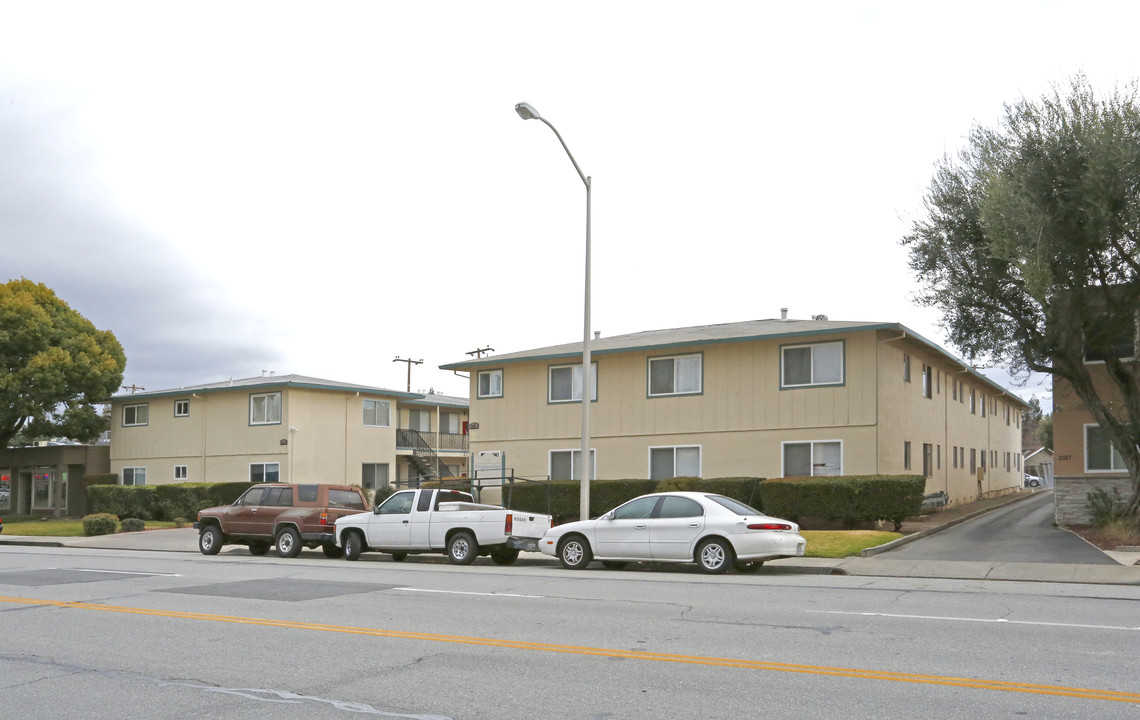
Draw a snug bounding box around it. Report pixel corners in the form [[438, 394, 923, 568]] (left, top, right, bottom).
[[515, 101, 593, 521]]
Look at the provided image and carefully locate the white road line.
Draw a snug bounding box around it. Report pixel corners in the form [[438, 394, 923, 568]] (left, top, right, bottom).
[[808, 610, 1140, 631], [394, 587, 543, 599], [69, 569, 182, 577]]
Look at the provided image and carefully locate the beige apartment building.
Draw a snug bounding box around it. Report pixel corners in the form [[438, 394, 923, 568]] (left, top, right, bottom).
[[442, 318, 1028, 505], [109, 374, 468, 490]]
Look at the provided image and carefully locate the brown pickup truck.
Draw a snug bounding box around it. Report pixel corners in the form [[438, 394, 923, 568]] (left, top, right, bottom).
[[195, 483, 369, 558]]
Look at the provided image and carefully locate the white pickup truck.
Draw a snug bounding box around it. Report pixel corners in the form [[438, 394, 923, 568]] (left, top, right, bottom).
[[334, 488, 553, 565]]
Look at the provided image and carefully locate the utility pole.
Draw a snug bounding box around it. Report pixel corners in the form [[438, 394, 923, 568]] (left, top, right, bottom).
[[122, 384, 145, 394], [466, 347, 495, 358], [393, 356, 423, 392]]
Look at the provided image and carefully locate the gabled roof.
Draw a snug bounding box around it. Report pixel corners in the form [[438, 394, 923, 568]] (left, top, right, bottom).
[[440, 317, 1028, 408], [110, 373, 467, 407]]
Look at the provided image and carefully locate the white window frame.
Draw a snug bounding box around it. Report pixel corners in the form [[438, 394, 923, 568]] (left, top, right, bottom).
[[174, 399, 190, 418], [174, 465, 188, 480], [781, 440, 843, 477], [647, 353, 703, 397], [548, 449, 596, 481], [362, 399, 391, 428], [122, 467, 146, 486], [123, 403, 149, 427], [1085, 424, 1128, 472], [780, 341, 845, 389], [548, 362, 598, 403], [921, 364, 932, 399], [249, 392, 282, 425], [477, 369, 503, 399], [250, 462, 281, 483], [648, 445, 702, 480]]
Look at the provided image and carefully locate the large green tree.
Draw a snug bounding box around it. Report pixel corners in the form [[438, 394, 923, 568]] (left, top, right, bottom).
[[903, 77, 1140, 514], [0, 279, 126, 448]]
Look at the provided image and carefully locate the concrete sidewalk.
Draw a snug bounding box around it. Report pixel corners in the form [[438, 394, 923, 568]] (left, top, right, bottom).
[[2, 492, 1139, 585]]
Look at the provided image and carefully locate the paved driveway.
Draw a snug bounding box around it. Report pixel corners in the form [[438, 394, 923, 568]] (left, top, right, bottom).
[[886, 491, 1117, 564]]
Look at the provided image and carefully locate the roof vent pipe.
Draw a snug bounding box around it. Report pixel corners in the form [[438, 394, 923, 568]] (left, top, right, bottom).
[[780, 308, 788, 321], [594, 331, 601, 339]]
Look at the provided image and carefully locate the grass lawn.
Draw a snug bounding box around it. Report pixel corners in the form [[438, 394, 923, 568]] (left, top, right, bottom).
[[1, 518, 181, 536], [802, 530, 902, 558]]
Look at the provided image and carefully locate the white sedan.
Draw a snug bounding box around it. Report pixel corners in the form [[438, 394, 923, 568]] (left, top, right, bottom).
[[538, 491, 806, 574]]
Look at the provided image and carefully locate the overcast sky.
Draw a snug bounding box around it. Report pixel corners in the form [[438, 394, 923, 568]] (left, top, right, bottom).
[[3, 1, 1134, 409]]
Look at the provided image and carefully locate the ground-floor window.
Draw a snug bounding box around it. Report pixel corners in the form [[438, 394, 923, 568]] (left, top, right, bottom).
[[550, 449, 596, 481], [250, 463, 280, 483], [782, 441, 842, 477], [0, 469, 10, 510], [32, 472, 53, 509], [923, 443, 933, 477], [363, 463, 389, 490], [649, 446, 701, 480], [174, 465, 188, 480], [1085, 425, 1127, 472], [123, 467, 146, 486]]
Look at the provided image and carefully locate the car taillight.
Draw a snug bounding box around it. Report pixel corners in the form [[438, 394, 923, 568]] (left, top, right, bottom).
[[748, 523, 792, 531], [320, 511, 329, 526], [504, 513, 513, 535]]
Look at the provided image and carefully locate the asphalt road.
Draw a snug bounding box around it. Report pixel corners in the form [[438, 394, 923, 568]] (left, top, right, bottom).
[[883, 491, 1117, 563], [0, 544, 1137, 719]]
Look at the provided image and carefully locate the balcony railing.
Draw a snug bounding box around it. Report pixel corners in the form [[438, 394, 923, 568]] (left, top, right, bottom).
[[396, 429, 468, 452]]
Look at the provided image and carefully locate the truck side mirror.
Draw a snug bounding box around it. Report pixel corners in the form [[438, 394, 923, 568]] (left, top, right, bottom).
[[374, 504, 382, 515]]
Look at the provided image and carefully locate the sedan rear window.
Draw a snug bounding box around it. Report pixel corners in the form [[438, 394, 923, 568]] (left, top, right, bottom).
[[707, 495, 762, 516]]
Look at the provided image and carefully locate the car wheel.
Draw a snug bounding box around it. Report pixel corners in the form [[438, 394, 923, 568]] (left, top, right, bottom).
[[558, 535, 593, 570], [322, 542, 344, 559], [491, 548, 520, 565], [448, 531, 479, 565], [247, 541, 271, 556], [696, 538, 733, 574], [601, 561, 628, 570], [733, 559, 763, 573], [198, 525, 223, 555], [276, 526, 302, 558], [390, 552, 408, 562], [343, 531, 364, 561]]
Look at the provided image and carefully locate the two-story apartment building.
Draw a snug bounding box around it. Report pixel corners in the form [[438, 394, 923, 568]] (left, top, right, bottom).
[[109, 374, 468, 490], [442, 318, 1027, 505]]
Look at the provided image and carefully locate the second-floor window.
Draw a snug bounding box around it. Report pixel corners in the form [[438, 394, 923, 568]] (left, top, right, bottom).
[[440, 412, 462, 434], [363, 399, 391, 427], [781, 341, 844, 388], [478, 369, 503, 398], [174, 399, 189, 417], [648, 354, 702, 396], [123, 403, 149, 427], [549, 363, 598, 403], [408, 409, 431, 432], [250, 392, 282, 425], [922, 365, 933, 398]]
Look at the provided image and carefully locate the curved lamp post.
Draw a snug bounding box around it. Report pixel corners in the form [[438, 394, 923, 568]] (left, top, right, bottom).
[[515, 102, 592, 521]]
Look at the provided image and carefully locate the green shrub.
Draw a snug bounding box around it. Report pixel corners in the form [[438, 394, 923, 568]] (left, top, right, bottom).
[[173, 517, 189, 528], [87, 482, 253, 521], [84, 473, 119, 487], [757, 475, 925, 531], [656, 477, 766, 509], [82, 513, 119, 536], [119, 517, 146, 532], [371, 485, 396, 507], [1086, 487, 1129, 527]]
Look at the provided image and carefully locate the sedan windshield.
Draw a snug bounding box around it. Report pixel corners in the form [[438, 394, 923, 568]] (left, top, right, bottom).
[[706, 495, 762, 516]]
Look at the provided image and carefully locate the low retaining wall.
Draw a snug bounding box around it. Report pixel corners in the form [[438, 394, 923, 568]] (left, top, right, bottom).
[[1054, 475, 1132, 524]]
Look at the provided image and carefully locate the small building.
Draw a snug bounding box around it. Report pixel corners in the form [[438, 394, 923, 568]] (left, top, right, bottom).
[[442, 317, 1028, 505], [0, 444, 110, 517], [108, 374, 469, 491], [1022, 446, 1054, 486]]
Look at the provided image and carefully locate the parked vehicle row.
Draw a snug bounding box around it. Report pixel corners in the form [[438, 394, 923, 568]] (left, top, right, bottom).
[[195, 484, 807, 574]]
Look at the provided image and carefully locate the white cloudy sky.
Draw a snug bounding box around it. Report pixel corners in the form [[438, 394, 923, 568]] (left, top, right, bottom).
[[3, 1, 1134, 408]]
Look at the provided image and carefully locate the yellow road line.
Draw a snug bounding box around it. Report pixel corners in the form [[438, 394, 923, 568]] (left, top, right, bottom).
[[2, 595, 1136, 704]]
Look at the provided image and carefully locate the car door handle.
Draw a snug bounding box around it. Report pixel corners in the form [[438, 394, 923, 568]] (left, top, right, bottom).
[[634, 524, 646, 529], [688, 523, 700, 528], [402, 520, 409, 524]]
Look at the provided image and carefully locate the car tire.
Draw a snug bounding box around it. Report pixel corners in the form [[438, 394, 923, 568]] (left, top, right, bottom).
[[558, 535, 593, 570], [198, 525, 223, 555], [247, 541, 271, 556], [390, 552, 408, 562], [732, 559, 763, 573], [322, 542, 344, 559], [276, 526, 302, 558], [343, 531, 365, 561], [491, 548, 520, 565], [448, 531, 479, 565], [601, 561, 628, 570], [696, 538, 733, 574]]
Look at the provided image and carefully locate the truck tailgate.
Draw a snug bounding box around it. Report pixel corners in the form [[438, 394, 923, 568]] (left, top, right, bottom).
[[509, 512, 553, 539]]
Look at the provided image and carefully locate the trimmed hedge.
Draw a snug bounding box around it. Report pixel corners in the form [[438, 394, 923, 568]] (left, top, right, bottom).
[[87, 482, 254, 521], [756, 475, 925, 530]]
